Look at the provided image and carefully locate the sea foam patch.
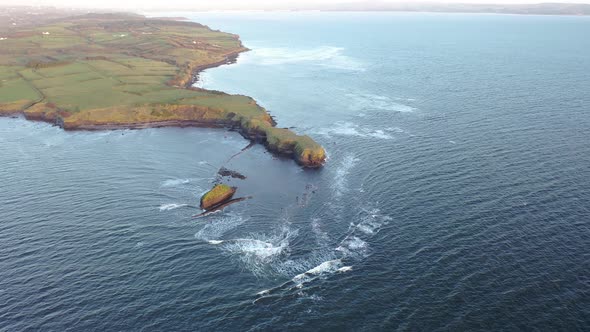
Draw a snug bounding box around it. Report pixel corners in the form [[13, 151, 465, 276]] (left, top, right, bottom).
[[159, 203, 188, 211], [247, 46, 365, 71], [220, 226, 298, 277], [292, 259, 343, 286], [333, 154, 360, 197], [347, 93, 416, 113], [317, 122, 398, 140], [194, 213, 247, 241], [160, 178, 190, 187]]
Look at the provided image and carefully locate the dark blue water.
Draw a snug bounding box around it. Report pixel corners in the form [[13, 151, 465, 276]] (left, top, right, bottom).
[[1, 12, 590, 331]]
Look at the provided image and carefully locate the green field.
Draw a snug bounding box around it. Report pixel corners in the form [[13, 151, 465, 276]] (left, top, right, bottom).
[[0, 13, 325, 167]]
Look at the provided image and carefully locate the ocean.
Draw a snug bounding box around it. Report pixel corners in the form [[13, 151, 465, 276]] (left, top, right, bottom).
[[1, 12, 589, 331]]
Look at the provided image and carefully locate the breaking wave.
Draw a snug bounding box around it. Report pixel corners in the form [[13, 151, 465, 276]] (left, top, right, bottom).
[[219, 226, 298, 277], [292, 259, 343, 286]]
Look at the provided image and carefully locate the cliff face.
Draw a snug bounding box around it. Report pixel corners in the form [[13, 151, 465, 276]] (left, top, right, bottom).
[[237, 115, 326, 168], [11, 100, 327, 167]]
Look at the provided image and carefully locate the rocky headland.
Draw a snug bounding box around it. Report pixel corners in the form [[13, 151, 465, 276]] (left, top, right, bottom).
[[0, 11, 326, 168]]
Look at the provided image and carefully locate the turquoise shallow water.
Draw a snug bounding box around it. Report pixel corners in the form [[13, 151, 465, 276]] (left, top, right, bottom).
[[1, 12, 590, 331]]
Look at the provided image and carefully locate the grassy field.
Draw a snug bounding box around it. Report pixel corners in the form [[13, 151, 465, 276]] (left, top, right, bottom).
[[0, 12, 325, 167]]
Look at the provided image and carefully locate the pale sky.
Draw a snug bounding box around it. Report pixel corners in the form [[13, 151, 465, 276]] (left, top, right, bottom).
[[2, 0, 590, 10]]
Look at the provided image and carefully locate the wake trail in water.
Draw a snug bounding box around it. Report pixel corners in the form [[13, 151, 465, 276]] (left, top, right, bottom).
[[194, 213, 247, 242], [159, 203, 189, 211], [219, 225, 298, 277], [253, 154, 390, 300], [333, 154, 360, 197], [188, 152, 389, 301]]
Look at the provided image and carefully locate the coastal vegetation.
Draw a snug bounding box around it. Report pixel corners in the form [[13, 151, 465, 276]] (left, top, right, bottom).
[[200, 184, 237, 210], [0, 12, 325, 167]]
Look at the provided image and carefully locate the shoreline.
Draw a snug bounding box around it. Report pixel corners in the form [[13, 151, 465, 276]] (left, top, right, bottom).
[[0, 14, 326, 168], [1, 53, 326, 167]]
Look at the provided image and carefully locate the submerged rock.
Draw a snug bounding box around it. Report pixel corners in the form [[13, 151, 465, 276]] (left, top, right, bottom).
[[200, 184, 237, 210], [218, 167, 246, 180]]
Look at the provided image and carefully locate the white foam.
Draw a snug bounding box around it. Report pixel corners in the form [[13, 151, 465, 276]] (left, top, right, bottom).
[[338, 266, 353, 272], [333, 155, 359, 196], [159, 203, 188, 211], [292, 259, 343, 286], [347, 93, 416, 113], [311, 218, 330, 246], [218, 226, 298, 276], [194, 214, 246, 241], [225, 239, 286, 260], [257, 289, 270, 296], [352, 208, 390, 238], [193, 72, 213, 89], [318, 122, 395, 140], [160, 178, 190, 187], [306, 259, 343, 275], [334, 208, 391, 261], [386, 127, 406, 133], [337, 236, 368, 258], [247, 46, 365, 71]]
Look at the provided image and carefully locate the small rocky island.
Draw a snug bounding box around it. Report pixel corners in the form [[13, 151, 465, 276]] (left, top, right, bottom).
[[200, 184, 236, 210], [0, 11, 325, 167], [195, 183, 251, 217]]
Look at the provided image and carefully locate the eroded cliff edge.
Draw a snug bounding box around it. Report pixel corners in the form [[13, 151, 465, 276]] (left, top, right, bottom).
[[0, 12, 326, 167]]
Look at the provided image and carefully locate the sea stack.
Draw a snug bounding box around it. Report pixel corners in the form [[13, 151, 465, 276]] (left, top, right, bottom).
[[200, 184, 237, 210]]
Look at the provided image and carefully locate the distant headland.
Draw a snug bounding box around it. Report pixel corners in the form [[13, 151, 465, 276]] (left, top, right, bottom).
[[0, 10, 326, 168]]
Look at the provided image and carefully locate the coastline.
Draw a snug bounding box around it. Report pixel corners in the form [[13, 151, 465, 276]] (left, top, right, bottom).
[[0, 14, 326, 168]]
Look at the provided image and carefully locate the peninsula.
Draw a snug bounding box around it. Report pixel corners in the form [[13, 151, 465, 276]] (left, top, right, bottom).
[[0, 10, 326, 168]]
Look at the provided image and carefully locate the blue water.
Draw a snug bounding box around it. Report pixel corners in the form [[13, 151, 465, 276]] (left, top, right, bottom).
[[1, 12, 590, 331]]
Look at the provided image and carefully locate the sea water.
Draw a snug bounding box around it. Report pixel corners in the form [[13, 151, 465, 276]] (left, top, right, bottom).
[[1, 12, 589, 330]]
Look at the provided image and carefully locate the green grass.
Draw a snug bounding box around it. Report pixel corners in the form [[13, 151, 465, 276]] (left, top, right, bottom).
[[200, 184, 236, 209], [0, 13, 326, 167], [0, 77, 41, 103]]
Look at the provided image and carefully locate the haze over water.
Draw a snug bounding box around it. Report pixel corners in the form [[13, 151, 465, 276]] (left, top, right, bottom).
[[1, 12, 590, 330]]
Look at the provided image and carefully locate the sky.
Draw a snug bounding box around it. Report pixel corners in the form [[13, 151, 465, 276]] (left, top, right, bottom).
[[2, 0, 590, 10]]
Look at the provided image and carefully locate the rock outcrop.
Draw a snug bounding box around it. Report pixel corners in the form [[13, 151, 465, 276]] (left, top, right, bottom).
[[200, 184, 237, 210]]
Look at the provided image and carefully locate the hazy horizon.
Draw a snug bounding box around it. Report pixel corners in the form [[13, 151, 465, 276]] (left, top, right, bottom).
[[2, 0, 590, 11]]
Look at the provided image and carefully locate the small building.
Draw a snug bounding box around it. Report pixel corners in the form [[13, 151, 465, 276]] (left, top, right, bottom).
[[42, 31, 50, 35]]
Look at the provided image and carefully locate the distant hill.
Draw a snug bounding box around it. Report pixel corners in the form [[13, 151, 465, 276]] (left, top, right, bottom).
[[313, 2, 590, 16]]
